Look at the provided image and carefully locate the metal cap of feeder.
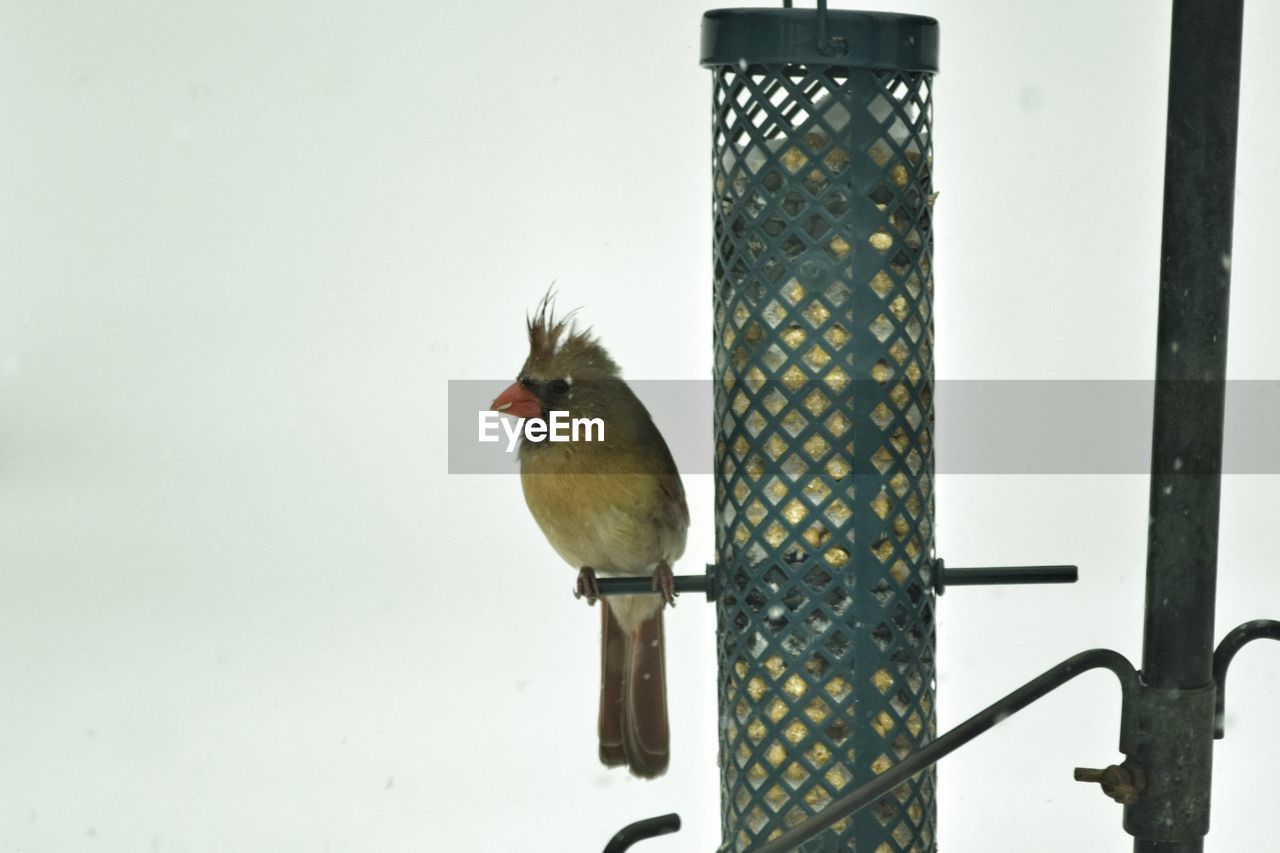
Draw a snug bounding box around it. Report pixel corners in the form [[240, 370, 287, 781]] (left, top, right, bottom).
[[701, 9, 938, 71], [702, 6, 939, 851]]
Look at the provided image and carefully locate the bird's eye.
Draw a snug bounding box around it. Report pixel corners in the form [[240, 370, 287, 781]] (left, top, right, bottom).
[[549, 379, 570, 396]]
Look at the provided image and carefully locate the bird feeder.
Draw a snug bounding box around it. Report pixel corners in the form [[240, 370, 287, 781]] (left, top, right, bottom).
[[702, 8, 940, 850], [595, 2, 1260, 850]]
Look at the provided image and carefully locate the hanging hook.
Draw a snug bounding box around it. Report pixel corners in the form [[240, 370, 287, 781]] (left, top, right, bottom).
[[778, 0, 848, 56], [815, 0, 847, 56]]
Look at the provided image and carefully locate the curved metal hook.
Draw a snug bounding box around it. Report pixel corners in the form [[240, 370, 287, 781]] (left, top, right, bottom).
[[602, 813, 681, 853], [1212, 619, 1280, 738]]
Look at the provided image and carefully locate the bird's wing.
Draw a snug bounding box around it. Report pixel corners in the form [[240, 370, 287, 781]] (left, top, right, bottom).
[[658, 463, 689, 529], [627, 387, 689, 531]]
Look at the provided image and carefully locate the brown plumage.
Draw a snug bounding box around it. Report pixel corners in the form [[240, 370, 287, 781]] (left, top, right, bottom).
[[491, 294, 688, 778]]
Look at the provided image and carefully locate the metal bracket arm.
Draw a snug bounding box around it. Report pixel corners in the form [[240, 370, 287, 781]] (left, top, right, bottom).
[[751, 649, 1138, 853]]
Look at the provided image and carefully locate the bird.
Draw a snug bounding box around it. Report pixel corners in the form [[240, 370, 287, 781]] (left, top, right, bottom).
[[490, 293, 688, 779]]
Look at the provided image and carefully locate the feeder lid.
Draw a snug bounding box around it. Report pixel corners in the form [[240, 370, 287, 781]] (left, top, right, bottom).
[[701, 8, 938, 72]]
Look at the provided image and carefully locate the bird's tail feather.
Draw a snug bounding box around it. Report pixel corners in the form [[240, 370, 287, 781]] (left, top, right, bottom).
[[598, 600, 627, 767], [599, 598, 669, 778]]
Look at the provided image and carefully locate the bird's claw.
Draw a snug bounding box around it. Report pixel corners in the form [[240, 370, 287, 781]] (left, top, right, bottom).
[[575, 567, 600, 606], [652, 563, 677, 608]]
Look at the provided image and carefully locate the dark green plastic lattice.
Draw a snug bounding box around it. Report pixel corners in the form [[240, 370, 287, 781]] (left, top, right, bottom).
[[703, 8, 939, 852]]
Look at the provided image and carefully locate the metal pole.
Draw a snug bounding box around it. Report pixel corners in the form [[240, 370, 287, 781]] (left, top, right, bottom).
[[1128, 0, 1244, 849]]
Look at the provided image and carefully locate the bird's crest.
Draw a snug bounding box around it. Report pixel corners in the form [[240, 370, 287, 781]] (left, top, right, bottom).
[[526, 289, 579, 361], [525, 289, 619, 378]]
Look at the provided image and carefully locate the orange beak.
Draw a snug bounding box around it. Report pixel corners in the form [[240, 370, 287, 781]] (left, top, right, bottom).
[[490, 381, 542, 420]]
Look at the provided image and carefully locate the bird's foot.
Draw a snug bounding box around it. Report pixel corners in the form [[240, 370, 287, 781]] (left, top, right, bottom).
[[574, 567, 600, 606], [652, 563, 677, 608]]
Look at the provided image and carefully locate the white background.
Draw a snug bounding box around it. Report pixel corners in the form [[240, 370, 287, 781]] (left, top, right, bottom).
[[3, 1, 1279, 851]]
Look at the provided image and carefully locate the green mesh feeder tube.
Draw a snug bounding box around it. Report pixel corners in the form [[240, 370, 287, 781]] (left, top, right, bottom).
[[702, 8, 940, 851]]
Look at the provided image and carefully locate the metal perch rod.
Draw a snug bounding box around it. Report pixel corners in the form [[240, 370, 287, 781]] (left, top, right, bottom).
[[933, 560, 1077, 593], [590, 562, 1079, 600]]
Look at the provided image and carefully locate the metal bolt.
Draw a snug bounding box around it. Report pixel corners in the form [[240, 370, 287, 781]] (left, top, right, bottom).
[[1073, 762, 1144, 805]]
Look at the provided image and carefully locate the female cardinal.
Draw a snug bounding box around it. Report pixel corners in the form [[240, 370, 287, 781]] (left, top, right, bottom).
[[490, 296, 688, 779]]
